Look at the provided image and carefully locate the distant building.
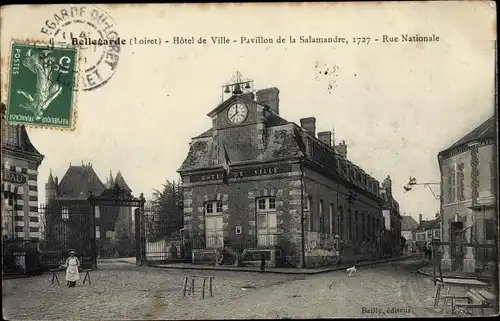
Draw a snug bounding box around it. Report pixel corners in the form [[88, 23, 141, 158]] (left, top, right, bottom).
[[178, 84, 387, 268], [415, 213, 441, 250], [44, 164, 134, 247], [438, 115, 496, 273], [401, 215, 419, 252], [379, 175, 403, 257], [1, 103, 44, 240]]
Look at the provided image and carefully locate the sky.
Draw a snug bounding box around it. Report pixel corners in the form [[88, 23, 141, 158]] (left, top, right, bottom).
[[1, 2, 496, 222]]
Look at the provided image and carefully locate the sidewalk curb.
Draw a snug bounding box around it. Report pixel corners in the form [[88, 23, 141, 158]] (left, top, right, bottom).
[[416, 267, 493, 282], [150, 255, 416, 275]]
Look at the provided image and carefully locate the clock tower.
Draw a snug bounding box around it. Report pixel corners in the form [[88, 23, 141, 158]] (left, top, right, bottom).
[[207, 72, 268, 166]]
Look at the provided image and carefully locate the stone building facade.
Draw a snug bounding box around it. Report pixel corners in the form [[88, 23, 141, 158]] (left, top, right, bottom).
[[178, 86, 389, 268], [1, 103, 44, 240], [380, 176, 403, 257], [438, 115, 496, 273]]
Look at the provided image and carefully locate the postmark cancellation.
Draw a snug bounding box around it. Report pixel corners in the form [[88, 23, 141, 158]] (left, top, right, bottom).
[[40, 5, 122, 91], [4, 39, 81, 131]]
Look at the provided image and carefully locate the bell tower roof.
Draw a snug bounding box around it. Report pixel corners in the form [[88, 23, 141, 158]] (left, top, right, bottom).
[[46, 169, 56, 189]]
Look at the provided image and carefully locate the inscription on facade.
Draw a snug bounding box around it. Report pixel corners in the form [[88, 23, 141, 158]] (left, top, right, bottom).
[[190, 164, 292, 183], [3, 171, 27, 184]]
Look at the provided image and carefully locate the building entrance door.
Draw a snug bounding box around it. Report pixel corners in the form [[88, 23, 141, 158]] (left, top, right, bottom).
[[205, 216, 224, 249], [450, 221, 464, 271], [257, 212, 277, 247]]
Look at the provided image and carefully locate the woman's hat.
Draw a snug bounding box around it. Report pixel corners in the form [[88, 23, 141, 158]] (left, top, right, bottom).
[[69, 250, 76, 255]]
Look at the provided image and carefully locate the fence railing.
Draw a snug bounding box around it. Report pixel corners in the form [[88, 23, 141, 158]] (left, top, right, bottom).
[[190, 234, 285, 251]]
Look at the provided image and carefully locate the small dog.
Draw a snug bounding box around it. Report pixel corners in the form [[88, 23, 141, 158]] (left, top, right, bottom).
[[346, 266, 356, 276]]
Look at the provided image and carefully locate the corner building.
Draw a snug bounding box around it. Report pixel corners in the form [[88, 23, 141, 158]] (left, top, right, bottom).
[[178, 88, 385, 268], [1, 103, 44, 241], [438, 115, 496, 273]]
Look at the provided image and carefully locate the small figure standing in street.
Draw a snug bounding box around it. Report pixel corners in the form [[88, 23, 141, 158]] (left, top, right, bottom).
[[170, 243, 178, 260], [64, 250, 80, 287], [260, 253, 266, 274]]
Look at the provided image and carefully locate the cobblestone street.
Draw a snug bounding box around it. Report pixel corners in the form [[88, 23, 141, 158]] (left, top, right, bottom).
[[3, 258, 449, 320]]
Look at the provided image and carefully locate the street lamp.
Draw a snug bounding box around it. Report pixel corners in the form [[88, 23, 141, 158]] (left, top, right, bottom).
[[403, 176, 440, 200]]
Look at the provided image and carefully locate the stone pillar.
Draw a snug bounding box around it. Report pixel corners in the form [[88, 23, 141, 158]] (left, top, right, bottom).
[[441, 218, 452, 271], [463, 212, 476, 273]]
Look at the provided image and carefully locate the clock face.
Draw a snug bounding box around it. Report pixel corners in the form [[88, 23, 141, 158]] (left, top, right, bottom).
[[227, 102, 248, 125]]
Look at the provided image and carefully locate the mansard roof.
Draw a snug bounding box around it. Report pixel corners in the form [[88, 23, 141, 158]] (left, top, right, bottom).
[[439, 116, 496, 156], [179, 117, 381, 197]]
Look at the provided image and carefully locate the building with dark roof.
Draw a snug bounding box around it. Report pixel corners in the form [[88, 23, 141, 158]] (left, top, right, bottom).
[[1, 103, 44, 240], [178, 84, 393, 268], [380, 175, 403, 257], [415, 213, 441, 250], [438, 115, 497, 273], [44, 164, 134, 247]]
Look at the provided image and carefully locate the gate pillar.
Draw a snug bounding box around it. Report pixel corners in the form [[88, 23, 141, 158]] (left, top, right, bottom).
[[135, 208, 142, 266]]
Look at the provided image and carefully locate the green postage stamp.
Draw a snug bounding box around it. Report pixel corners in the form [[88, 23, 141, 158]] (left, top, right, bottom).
[[6, 41, 79, 130]]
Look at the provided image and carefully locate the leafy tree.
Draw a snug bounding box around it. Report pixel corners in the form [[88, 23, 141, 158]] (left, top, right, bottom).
[[148, 179, 183, 240]]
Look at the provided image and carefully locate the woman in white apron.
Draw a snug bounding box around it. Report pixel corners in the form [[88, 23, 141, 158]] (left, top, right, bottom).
[[65, 251, 80, 287]]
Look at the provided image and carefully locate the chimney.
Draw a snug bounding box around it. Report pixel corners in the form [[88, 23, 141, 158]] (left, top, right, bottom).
[[335, 140, 347, 158], [419, 214, 422, 224], [317, 131, 332, 146], [300, 117, 316, 137], [383, 175, 392, 195], [55, 176, 59, 186], [256, 87, 280, 115], [332, 126, 336, 146], [435, 212, 439, 218]]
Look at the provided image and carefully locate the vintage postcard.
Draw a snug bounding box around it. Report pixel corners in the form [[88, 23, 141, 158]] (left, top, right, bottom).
[[1, 2, 498, 320]]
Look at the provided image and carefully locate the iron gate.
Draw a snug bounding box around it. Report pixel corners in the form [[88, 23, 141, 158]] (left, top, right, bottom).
[[38, 202, 93, 268], [143, 206, 186, 264], [88, 184, 145, 266]]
